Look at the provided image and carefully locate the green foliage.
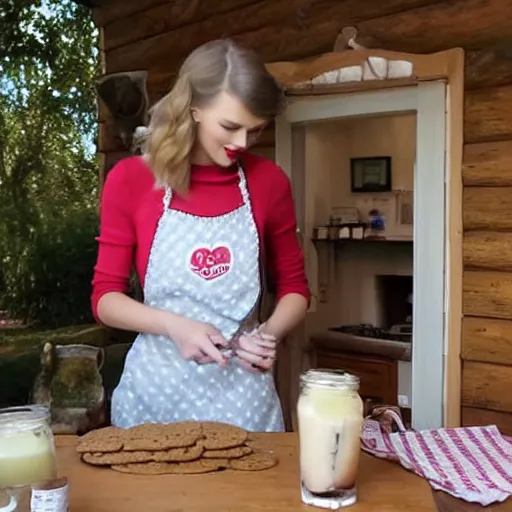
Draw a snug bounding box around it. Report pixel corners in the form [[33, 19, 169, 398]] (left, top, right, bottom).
[[2, 210, 99, 327], [0, 0, 101, 327], [0, 0, 99, 135]]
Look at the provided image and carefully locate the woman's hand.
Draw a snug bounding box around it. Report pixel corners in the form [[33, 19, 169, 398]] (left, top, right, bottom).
[[234, 326, 278, 373], [166, 315, 229, 367]]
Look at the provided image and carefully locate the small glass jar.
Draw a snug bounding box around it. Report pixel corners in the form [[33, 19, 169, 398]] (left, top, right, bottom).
[[0, 405, 58, 488], [297, 369, 364, 509]]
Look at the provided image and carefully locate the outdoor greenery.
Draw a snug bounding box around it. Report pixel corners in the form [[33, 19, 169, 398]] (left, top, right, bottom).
[[0, 0, 100, 328]]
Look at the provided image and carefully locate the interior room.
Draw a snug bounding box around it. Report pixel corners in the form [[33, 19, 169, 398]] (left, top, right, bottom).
[[304, 112, 416, 423]]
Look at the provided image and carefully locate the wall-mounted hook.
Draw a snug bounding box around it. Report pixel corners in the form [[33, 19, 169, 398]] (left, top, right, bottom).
[[343, 26, 366, 50], [332, 26, 389, 80], [333, 26, 366, 52]]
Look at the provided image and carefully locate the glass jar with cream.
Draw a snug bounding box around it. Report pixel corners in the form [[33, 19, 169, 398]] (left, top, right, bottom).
[[297, 369, 364, 509], [0, 405, 57, 489]]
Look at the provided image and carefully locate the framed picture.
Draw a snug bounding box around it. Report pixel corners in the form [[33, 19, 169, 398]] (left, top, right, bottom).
[[350, 156, 392, 193]]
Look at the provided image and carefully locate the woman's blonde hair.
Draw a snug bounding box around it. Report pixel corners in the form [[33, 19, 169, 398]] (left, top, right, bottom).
[[144, 39, 285, 194]]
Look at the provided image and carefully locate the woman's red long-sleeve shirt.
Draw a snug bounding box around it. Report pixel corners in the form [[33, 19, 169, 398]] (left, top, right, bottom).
[[91, 153, 310, 319]]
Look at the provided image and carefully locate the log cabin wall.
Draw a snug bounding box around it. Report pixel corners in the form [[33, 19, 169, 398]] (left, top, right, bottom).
[[91, 0, 512, 434]]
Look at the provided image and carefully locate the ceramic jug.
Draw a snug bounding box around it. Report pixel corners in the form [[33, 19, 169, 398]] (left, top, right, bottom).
[[33, 343, 106, 435]]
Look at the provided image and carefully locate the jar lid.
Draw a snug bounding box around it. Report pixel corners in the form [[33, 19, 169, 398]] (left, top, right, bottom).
[[300, 368, 360, 390], [0, 405, 50, 431]]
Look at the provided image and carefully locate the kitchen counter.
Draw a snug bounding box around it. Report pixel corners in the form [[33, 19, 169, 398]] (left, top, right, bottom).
[[53, 433, 511, 511], [310, 330, 411, 362]]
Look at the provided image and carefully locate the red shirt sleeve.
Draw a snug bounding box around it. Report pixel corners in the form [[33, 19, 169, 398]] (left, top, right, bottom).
[[91, 160, 136, 321], [264, 167, 310, 302]]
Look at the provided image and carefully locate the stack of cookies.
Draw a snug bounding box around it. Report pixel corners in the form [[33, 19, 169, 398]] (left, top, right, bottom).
[[76, 421, 278, 475]]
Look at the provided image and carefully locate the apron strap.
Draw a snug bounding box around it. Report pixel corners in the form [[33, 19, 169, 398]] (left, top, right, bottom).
[[236, 158, 251, 205], [162, 158, 252, 211], [162, 186, 172, 211]]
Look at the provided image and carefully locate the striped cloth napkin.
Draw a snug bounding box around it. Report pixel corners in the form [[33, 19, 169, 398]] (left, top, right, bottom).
[[360, 406, 512, 506]]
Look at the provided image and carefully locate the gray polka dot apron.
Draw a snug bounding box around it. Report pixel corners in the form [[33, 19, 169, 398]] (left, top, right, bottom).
[[111, 162, 285, 432]]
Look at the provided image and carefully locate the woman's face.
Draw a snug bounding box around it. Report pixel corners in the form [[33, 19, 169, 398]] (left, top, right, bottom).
[[191, 91, 268, 167]]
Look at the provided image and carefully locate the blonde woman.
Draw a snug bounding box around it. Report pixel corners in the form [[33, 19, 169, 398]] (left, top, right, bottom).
[[92, 39, 310, 431]]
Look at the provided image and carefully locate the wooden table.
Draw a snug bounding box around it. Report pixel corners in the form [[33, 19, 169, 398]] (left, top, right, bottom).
[[56, 434, 511, 511]]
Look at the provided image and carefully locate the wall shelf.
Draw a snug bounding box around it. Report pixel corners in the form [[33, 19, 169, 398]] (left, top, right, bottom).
[[312, 237, 413, 246]]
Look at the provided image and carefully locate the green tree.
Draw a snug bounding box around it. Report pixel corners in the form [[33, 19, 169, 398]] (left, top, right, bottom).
[[0, 0, 100, 327]]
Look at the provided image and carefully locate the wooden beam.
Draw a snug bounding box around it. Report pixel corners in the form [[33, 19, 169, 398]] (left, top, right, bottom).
[[131, 43, 512, 102], [463, 270, 512, 320], [353, 0, 512, 54], [464, 231, 512, 272], [92, 0, 169, 27], [98, 122, 125, 153], [98, 1, 512, 101], [103, 0, 262, 52], [142, 57, 415, 100], [106, 41, 512, 100], [250, 146, 275, 161], [266, 49, 450, 88], [465, 46, 512, 90], [105, 0, 443, 74], [462, 316, 512, 366], [463, 140, 512, 187], [464, 187, 512, 231], [462, 316, 512, 368], [97, 151, 132, 193], [256, 123, 275, 147], [462, 406, 512, 436], [462, 360, 512, 413], [465, 85, 512, 144], [98, 96, 110, 123], [141, 49, 453, 106], [104, 151, 130, 173]]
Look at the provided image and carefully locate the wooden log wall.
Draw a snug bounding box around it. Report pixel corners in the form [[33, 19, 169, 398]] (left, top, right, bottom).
[[91, 0, 512, 434]]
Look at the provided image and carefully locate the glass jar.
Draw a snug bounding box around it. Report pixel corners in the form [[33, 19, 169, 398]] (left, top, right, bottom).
[[0, 405, 58, 488], [297, 369, 364, 509]]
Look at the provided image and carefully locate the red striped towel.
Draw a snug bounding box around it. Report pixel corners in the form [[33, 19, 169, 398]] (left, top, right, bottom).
[[360, 407, 512, 506]]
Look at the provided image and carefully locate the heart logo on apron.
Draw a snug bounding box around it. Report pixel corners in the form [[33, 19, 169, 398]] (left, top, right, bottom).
[[190, 245, 232, 281]]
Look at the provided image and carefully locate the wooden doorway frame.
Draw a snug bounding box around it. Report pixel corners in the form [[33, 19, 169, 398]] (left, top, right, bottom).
[[267, 48, 464, 430]]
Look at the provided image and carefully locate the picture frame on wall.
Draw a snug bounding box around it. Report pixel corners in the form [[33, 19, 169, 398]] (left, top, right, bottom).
[[350, 156, 392, 193]]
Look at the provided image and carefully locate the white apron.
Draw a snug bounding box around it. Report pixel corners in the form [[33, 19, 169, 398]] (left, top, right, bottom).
[[111, 161, 285, 432]]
